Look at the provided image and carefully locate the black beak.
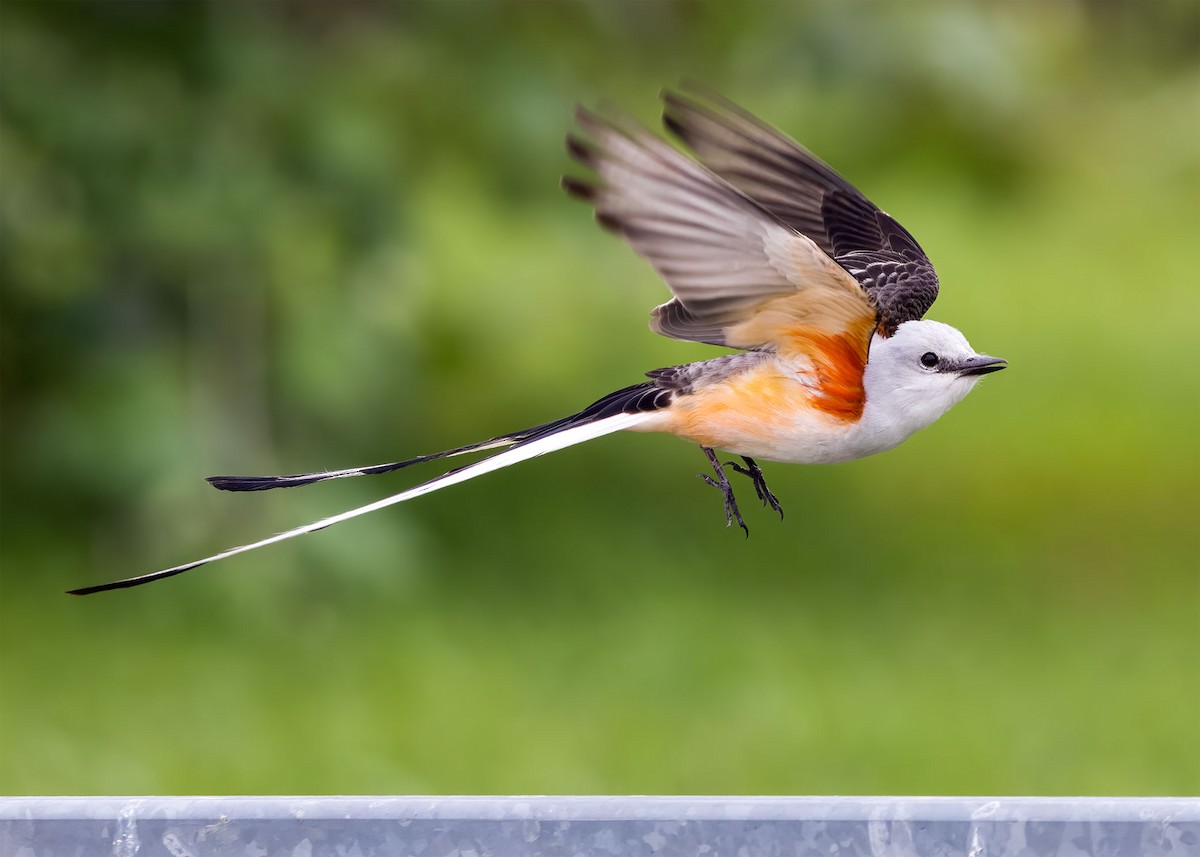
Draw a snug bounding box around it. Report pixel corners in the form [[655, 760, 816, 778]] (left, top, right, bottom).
[[956, 355, 1008, 376]]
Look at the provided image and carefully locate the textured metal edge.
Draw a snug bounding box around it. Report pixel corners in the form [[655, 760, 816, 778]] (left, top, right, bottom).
[[2, 796, 1198, 822]]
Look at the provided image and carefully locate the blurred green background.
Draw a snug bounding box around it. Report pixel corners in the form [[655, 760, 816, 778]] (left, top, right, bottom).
[[2, 0, 1197, 796]]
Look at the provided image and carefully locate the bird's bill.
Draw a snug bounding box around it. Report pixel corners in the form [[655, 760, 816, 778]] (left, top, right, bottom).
[[955, 355, 1008, 376]]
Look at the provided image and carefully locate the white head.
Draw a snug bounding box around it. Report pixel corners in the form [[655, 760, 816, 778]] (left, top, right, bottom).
[[861, 319, 1006, 445]]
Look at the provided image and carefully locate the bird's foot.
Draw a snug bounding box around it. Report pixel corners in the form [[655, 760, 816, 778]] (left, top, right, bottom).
[[698, 447, 749, 536], [727, 456, 784, 521]]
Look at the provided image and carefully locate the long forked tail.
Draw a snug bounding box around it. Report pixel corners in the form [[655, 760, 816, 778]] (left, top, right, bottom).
[[207, 379, 671, 492], [69, 385, 668, 595], [205, 438, 515, 492]]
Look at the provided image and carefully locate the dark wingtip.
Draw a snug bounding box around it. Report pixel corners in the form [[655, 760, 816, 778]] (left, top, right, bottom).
[[561, 175, 595, 201], [565, 133, 595, 165], [593, 211, 623, 234], [660, 86, 710, 147], [660, 87, 686, 112], [659, 87, 684, 114], [572, 102, 600, 129], [662, 111, 686, 142]]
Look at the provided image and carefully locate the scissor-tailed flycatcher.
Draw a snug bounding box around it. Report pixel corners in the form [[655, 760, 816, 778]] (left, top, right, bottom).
[[72, 88, 1005, 595]]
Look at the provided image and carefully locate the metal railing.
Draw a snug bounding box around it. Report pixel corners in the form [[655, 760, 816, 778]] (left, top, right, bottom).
[[3, 795, 1197, 856]]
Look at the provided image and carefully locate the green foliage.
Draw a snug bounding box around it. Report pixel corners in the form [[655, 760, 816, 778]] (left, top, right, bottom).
[[2, 0, 1197, 795]]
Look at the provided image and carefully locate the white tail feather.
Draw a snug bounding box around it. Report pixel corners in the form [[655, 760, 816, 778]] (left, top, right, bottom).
[[71, 412, 653, 594]]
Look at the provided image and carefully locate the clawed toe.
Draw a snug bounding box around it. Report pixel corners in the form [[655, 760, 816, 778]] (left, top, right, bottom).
[[698, 448, 749, 536], [728, 456, 784, 521], [697, 449, 787, 533]]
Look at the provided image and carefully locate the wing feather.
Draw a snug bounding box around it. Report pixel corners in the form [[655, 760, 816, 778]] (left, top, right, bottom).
[[566, 107, 874, 350], [662, 87, 940, 334]]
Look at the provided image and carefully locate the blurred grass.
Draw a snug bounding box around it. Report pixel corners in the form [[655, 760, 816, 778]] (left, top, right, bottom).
[[1, 0, 1198, 795]]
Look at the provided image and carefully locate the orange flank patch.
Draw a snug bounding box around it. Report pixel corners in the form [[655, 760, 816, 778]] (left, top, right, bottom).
[[783, 323, 872, 421], [659, 369, 809, 450], [655, 320, 873, 453]]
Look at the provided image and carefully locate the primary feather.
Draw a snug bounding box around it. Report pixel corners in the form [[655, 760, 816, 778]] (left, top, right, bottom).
[[565, 106, 875, 349], [660, 86, 940, 334]]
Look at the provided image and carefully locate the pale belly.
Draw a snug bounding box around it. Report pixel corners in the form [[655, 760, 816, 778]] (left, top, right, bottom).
[[631, 376, 903, 466]]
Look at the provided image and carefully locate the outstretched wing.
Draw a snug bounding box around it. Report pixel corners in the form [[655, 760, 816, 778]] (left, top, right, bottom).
[[661, 87, 939, 335], [565, 106, 875, 353]]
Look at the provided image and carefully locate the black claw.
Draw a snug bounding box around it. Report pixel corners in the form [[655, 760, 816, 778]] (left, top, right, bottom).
[[698, 447, 750, 536], [728, 456, 784, 521]]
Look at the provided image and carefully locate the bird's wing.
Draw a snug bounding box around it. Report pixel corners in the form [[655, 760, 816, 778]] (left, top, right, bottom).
[[565, 106, 876, 353], [661, 87, 939, 335]]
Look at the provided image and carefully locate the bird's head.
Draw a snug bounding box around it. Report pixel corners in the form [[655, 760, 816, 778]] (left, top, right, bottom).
[[864, 319, 1006, 435]]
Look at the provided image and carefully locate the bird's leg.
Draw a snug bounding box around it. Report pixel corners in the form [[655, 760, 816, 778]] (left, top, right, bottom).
[[727, 456, 784, 521], [697, 446, 749, 536]]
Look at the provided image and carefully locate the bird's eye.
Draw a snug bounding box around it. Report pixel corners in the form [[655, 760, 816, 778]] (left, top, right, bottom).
[[920, 352, 939, 368]]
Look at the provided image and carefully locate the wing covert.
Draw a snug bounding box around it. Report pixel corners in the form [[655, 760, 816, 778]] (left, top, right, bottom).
[[662, 87, 940, 334]]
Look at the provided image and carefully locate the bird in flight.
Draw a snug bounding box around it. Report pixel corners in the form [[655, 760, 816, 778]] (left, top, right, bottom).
[[71, 88, 1006, 595]]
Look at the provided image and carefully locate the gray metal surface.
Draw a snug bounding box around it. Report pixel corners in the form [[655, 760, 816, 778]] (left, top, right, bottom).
[[2, 796, 1197, 857]]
